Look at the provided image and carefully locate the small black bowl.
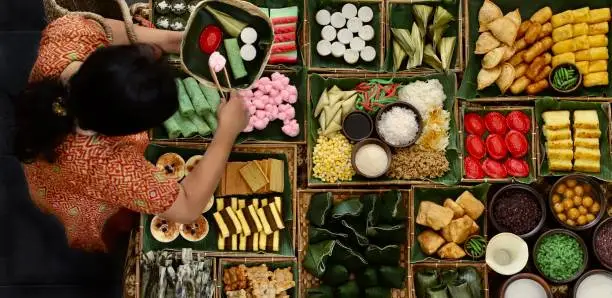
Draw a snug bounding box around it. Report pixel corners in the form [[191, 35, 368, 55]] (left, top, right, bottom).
[[593, 217, 612, 271], [374, 101, 423, 148], [549, 63, 582, 94], [573, 269, 612, 298], [489, 184, 546, 239], [533, 229, 589, 284], [549, 174, 606, 231], [342, 110, 374, 142]]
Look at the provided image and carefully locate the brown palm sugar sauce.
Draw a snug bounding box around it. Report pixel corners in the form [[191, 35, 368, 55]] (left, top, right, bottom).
[[343, 112, 372, 140]]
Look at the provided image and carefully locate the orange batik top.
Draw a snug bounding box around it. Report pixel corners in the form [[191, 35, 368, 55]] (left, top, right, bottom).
[[24, 15, 179, 252]]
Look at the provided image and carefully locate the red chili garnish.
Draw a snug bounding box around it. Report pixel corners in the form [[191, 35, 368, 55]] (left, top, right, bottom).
[[199, 25, 222, 54]]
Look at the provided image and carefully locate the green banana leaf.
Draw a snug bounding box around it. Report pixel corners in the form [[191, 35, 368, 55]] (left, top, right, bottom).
[[246, 0, 305, 68], [535, 98, 612, 180], [307, 72, 461, 186], [182, 1, 273, 89], [384, 1, 460, 72], [458, 0, 612, 99], [308, 0, 382, 71], [220, 259, 299, 298], [151, 68, 307, 143], [411, 183, 490, 262], [141, 144, 294, 256], [460, 106, 537, 183]]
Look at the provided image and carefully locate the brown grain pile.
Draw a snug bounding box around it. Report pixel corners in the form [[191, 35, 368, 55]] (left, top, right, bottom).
[[387, 147, 449, 179]]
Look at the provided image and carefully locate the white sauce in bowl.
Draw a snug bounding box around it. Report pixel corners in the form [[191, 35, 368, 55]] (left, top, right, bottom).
[[576, 273, 612, 298], [504, 279, 547, 298]]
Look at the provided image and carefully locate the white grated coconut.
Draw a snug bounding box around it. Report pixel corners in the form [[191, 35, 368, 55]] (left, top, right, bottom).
[[377, 107, 419, 146], [397, 79, 446, 121]]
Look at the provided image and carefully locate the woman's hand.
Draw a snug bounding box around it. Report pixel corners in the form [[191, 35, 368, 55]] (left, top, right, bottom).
[[216, 92, 249, 138]]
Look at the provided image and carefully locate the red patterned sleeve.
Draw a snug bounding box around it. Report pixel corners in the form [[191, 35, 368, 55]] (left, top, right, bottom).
[[29, 14, 110, 82], [103, 146, 180, 215]]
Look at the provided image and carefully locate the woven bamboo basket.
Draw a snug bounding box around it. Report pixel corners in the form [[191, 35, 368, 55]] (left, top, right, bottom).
[[535, 101, 612, 178], [304, 0, 386, 73], [297, 189, 411, 298], [148, 68, 308, 144], [135, 249, 218, 298], [305, 72, 459, 187], [409, 184, 488, 264], [43, 0, 138, 43], [458, 102, 538, 183], [139, 143, 298, 258], [216, 257, 298, 298], [409, 262, 489, 298], [460, 0, 612, 102], [385, 0, 465, 74]]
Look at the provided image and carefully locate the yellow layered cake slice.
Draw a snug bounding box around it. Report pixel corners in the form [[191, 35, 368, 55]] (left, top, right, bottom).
[[548, 139, 574, 149], [544, 127, 572, 141], [574, 137, 600, 149], [549, 159, 573, 171], [574, 147, 601, 160], [543, 110, 571, 129], [573, 159, 601, 172], [574, 128, 601, 138], [547, 148, 574, 160]]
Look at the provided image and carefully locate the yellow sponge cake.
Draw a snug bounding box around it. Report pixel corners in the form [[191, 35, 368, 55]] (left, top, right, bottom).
[[547, 148, 574, 160], [573, 110, 599, 129], [573, 159, 601, 173], [574, 128, 602, 139], [548, 139, 574, 149], [543, 111, 571, 129], [544, 128, 572, 141], [549, 159, 573, 171], [574, 147, 601, 161], [574, 137, 600, 149]]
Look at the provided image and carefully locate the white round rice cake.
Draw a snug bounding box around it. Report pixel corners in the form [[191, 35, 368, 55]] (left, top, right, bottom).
[[360, 45, 376, 62], [350, 36, 365, 52], [240, 27, 257, 44], [344, 49, 359, 64], [358, 25, 375, 41], [317, 39, 332, 56], [331, 41, 346, 58], [240, 44, 257, 61], [346, 17, 363, 33], [321, 25, 337, 41], [358, 6, 374, 23], [316, 9, 331, 26], [337, 28, 353, 45], [330, 12, 346, 28], [342, 3, 358, 19]]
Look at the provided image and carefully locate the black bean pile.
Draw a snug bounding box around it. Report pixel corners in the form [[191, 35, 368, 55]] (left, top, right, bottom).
[[493, 189, 541, 235], [595, 220, 612, 267]]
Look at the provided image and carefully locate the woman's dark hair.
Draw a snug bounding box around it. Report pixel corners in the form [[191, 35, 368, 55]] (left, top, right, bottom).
[[15, 44, 178, 163]]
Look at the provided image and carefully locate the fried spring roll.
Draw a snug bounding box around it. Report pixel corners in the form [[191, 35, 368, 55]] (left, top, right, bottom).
[[510, 76, 531, 94], [523, 37, 553, 63], [526, 79, 549, 95]]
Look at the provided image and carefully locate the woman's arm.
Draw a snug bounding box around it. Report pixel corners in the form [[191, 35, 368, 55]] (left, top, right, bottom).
[[161, 126, 236, 223], [161, 94, 249, 223], [104, 18, 183, 53]]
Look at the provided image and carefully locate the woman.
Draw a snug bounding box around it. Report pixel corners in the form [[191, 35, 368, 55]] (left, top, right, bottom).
[[14, 15, 248, 252]]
